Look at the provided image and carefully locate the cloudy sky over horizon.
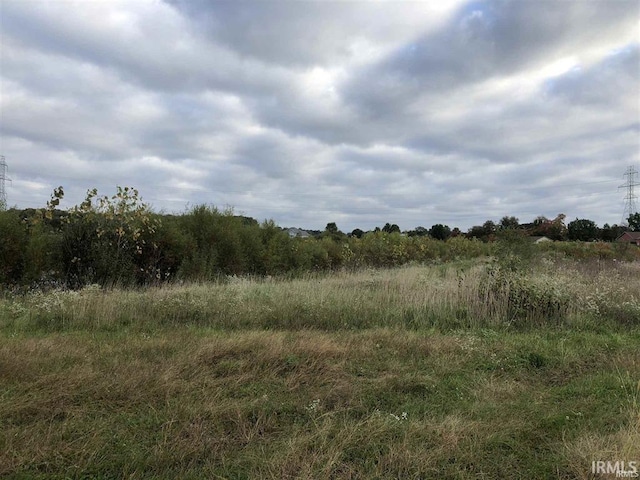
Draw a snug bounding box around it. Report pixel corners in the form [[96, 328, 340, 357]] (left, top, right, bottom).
[[1, 0, 638, 231]]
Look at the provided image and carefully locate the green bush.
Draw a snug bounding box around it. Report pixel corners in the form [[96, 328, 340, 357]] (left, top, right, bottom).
[[23, 224, 63, 286], [0, 210, 28, 285]]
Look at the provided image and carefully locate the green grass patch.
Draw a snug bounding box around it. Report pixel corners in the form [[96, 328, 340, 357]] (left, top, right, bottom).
[[0, 259, 638, 478], [0, 329, 638, 478]]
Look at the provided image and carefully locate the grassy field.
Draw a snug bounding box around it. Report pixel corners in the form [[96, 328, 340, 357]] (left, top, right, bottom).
[[1, 256, 639, 478]]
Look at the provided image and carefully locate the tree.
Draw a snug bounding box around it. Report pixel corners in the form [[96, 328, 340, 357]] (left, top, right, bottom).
[[350, 228, 364, 239], [601, 223, 625, 242], [482, 220, 497, 236], [325, 222, 339, 234], [627, 213, 640, 232], [429, 224, 451, 240], [467, 225, 487, 240], [466, 220, 499, 242], [382, 223, 400, 234], [530, 214, 567, 240], [415, 226, 428, 236], [499, 216, 519, 230], [323, 222, 344, 242], [567, 218, 599, 241], [533, 216, 549, 226], [408, 226, 429, 237], [530, 216, 549, 235]]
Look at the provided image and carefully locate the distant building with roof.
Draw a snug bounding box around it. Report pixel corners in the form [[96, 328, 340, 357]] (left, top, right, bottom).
[[615, 231, 640, 246], [530, 236, 552, 244], [287, 228, 310, 238]]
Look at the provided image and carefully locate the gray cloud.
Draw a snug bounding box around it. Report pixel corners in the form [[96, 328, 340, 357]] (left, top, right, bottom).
[[1, 0, 638, 231], [544, 43, 640, 106]]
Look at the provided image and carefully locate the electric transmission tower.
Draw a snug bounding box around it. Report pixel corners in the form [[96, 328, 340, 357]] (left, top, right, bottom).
[[0, 156, 10, 211], [619, 165, 639, 225]]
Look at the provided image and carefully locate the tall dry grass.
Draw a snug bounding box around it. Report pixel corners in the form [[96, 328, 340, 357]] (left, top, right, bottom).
[[2, 257, 638, 333]]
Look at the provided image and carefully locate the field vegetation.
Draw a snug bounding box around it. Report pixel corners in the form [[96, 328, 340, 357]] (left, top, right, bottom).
[[1, 187, 638, 289], [1, 248, 639, 478], [1, 188, 639, 477]]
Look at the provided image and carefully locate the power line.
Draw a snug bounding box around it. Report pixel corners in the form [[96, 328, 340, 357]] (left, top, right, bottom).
[[619, 165, 639, 225], [0, 157, 11, 211]]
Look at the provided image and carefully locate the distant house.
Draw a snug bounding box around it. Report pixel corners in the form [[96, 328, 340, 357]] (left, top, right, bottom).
[[287, 228, 310, 239], [615, 232, 640, 246], [530, 236, 552, 244]]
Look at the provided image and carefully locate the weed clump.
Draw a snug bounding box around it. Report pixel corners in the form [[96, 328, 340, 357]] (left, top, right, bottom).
[[479, 234, 575, 328], [481, 264, 573, 327]]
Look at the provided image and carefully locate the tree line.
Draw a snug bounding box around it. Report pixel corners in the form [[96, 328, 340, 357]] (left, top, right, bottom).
[[0, 187, 637, 289], [350, 213, 634, 243]]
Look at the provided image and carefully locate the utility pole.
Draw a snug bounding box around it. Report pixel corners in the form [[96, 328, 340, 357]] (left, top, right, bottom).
[[0, 156, 10, 211], [619, 165, 639, 225]]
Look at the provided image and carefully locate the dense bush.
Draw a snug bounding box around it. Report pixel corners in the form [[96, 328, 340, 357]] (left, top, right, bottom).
[[0, 210, 28, 285]]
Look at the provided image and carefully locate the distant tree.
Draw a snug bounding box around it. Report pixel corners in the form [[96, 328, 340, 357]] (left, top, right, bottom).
[[533, 216, 549, 227], [429, 224, 451, 240], [601, 223, 625, 242], [467, 225, 487, 240], [467, 220, 497, 242], [567, 218, 599, 241], [483, 220, 497, 237], [407, 226, 429, 237], [628, 213, 640, 232], [530, 216, 549, 235], [499, 216, 519, 230], [238, 216, 259, 227], [323, 222, 345, 242], [325, 222, 339, 234], [530, 214, 567, 240], [450, 227, 462, 237], [382, 223, 400, 234], [351, 228, 364, 239]]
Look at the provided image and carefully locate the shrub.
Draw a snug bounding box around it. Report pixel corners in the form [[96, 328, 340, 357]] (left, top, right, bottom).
[[58, 187, 161, 287], [23, 223, 63, 286], [0, 210, 28, 285]]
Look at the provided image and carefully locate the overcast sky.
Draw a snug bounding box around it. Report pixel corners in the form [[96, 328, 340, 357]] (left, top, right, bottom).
[[1, 0, 638, 231]]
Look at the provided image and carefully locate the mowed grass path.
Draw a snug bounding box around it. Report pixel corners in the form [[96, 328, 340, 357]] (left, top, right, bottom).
[[1, 260, 639, 478]]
